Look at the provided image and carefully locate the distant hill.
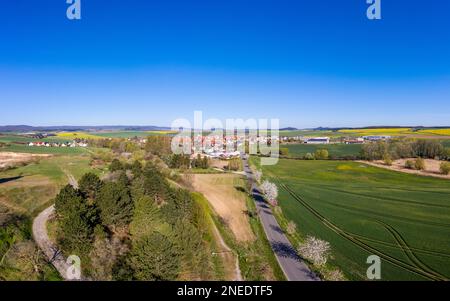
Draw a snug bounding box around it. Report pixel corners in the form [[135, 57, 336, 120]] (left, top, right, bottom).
[[309, 126, 450, 131], [280, 127, 298, 131], [0, 125, 172, 133]]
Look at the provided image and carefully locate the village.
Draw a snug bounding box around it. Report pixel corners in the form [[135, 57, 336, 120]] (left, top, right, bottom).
[[27, 140, 88, 148]]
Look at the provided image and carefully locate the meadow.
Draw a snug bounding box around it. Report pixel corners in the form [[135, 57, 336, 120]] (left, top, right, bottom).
[[284, 143, 362, 159], [253, 157, 450, 280]]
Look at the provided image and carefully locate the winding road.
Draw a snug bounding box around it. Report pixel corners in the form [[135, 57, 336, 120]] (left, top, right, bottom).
[[242, 155, 319, 281]]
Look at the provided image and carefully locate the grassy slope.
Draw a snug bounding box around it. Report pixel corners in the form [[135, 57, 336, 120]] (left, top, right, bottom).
[[254, 157, 450, 280], [192, 175, 285, 280]]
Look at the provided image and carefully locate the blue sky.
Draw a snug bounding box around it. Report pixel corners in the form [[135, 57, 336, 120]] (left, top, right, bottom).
[[1, 0, 449, 128]]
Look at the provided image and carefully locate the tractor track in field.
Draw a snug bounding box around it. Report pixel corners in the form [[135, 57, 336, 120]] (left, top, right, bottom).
[[307, 181, 450, 197], [307, 184, 450, 210], [277, 180, 448, 280], [374, 220, 447, 280], [347, 231, 450, 259]]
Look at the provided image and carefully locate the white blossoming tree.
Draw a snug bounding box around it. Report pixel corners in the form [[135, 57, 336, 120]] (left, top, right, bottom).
[[298, 236, 331, 267], [260, 180, 278, 206]]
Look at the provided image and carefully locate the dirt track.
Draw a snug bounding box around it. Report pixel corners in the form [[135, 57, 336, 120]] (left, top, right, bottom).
[[359, 159, 450, 180]]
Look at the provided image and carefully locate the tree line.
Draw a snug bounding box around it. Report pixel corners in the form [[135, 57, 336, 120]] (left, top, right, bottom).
[[361, 139, 450, 161]]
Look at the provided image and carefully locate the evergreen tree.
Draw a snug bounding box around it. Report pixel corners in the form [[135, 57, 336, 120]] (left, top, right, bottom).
[[109, 159, 124, 172], [128, 232, 180, 281], [97, 181, 134, 226], [78, 173, 103, 201]]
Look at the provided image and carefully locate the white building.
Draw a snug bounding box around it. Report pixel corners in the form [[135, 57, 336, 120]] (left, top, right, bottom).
[[305, 137, 330, 144]]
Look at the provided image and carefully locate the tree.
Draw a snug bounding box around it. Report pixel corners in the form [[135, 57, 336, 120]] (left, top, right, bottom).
[[145, 136, 172, 156], [78, 173, 103, 201], [440, 162, 450, 175], [131, 160, 143, 177], [89, 233, 128, 281], [260, 180, 278, 205], [314, 149, 329, 160], [443, 148, 450, 161], [109, 159, 124, 172], [412, 139, 444, 158], [415, 157, 425, 171], [361, 141, 389, 161], [298, 236, 331, 267], [128, 232, 180, 280], [97, 181, 134, 227], [130, 196, 165, 240]]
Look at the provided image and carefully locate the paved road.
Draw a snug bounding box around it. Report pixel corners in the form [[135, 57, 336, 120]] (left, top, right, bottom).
[[242, 156, 319, 281]]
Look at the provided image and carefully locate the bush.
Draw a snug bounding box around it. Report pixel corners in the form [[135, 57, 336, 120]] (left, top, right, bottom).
[[279, 148, 289, 157], [314, 149, 329, 160], [440, 162, 450, 175], [383, 154, 393, 166], [415, 158, 425, 171], [304, 153, 315, 160], [405, 160, 415, 169]]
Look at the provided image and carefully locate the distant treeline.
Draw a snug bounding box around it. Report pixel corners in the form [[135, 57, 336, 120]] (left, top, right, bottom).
[[361, 139, 450, 161]]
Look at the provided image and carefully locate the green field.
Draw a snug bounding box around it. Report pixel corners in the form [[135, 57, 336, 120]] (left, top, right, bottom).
[[284, 143, 362, 159], [253, 158, 450, 280]]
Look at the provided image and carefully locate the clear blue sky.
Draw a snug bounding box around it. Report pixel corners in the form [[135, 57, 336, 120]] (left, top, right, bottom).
[[1, 0, 449, 128]]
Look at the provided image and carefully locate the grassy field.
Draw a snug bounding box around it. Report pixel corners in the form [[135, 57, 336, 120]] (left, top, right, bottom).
[[0, 155, 98, 216], [1, 144, 88, 155], [284, 143, 362, 159], [252, 157, 450, 280]]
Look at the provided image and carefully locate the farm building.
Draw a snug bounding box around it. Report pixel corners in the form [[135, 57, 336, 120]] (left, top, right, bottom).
[[305, 137, 330, 144], [344, 138, 364, 144], [362, 135, 391, 141]]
